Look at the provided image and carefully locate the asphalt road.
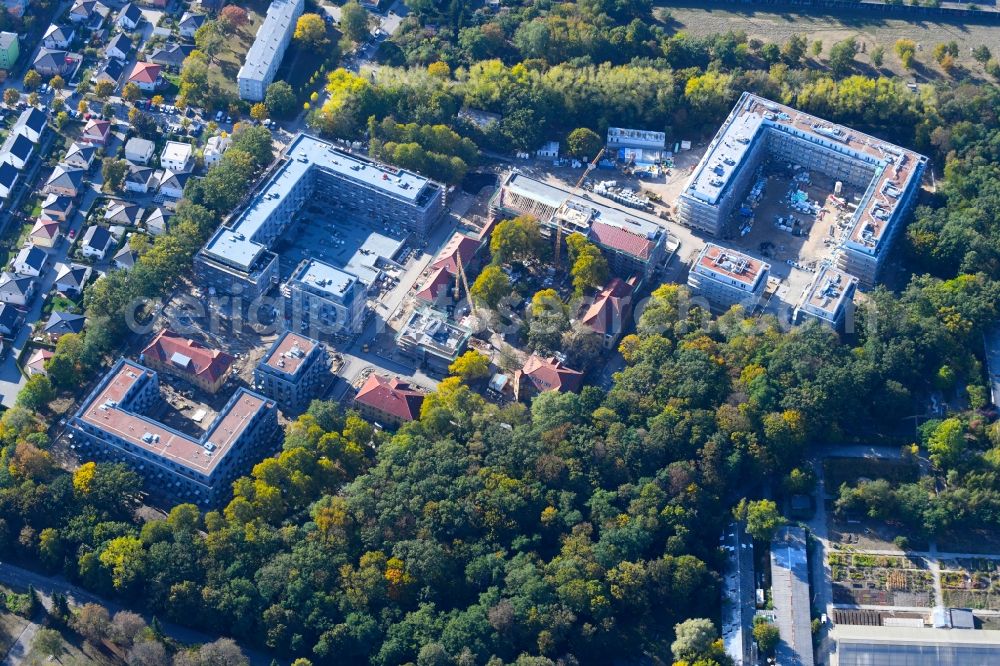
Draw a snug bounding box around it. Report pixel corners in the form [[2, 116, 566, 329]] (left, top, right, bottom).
[[0, 561, 277, 665]]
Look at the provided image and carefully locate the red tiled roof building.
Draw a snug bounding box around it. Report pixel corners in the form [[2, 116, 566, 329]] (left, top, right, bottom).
[[354, 373, 425, 427], [140, 329, 234, 394]]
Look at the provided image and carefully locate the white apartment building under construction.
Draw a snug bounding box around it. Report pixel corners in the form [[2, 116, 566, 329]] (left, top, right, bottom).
[[678, 92, 926, 285], [794, 264, 858, 331], [687, 243, 770, 312]]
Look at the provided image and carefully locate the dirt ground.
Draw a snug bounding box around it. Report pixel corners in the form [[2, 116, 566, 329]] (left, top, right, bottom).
[[659, 3, 1000, 80]]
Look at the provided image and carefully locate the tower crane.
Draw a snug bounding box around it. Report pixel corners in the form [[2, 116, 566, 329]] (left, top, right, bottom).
[[555, 148, 605, 269]]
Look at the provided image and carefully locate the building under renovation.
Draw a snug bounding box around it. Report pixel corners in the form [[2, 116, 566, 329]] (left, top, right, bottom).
[[687, 243, 770, 312], [396, 307, 472, 373], [491, 173, 669, 282], [678, 92, 926, 285]]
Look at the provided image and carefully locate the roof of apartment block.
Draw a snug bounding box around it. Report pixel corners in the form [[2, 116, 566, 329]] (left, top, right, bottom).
[[693, 243, 769, 287], [76, 359, 271, 476], [261, 331, 318, 377], [202, 133, 438, 271], [684, 92, 925, 256]]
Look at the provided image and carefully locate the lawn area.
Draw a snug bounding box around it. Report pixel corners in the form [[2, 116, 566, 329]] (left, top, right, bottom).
[[208, 0, 269, 100], [824, 456, 920, 490], [656, 2, 1000, 81], [21, 627, 119, 666], [0, 611, 29, 657]]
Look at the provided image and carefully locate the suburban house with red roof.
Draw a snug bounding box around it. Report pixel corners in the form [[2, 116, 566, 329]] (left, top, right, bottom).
[[30, 218, 62, 248], [128, 61, 162, 91], [579, 276, 637, 349], [514, 354, 583, 400], [79, 118, 111, 147], [140, 329, 234, 394], [353, 373, 425, 428]]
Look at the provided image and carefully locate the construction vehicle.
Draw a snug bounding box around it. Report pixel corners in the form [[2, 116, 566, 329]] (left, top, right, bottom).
[[555, 148, 605, 269]]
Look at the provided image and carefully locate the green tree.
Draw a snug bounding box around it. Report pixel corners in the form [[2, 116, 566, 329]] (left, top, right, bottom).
[[828, 37, 858, 76], [811, 39, 823, 56], [753, 618, 780, 655], [3, 87, 19, 106], [490, 215, 541, 264], [895, 39, 917, 69], [94, 79, 115, 99], [250, 102, 269, 122], [121, 81, 141, 104], [265, 81, 296, 118], [871, 45, 885, 68], [195, 22, 225, 62], [565, 127, 602, 159], [295, 13, 328, 47], [671, 618, 718, 662], [32, 628, 64, 661], [469, 264, 509, 309], [49, 74, 64, 92], [928, 417, 965, 469], [23, 69, 41, 91], [528, 289, 570, 352], [99, 536, 146, 591], [781, 34, 807, 65], [448, 350, 490, 383], [17, 374, 54, 411], [101, 158, 129, 193], [972, 45, 992, 65], [339, 3, 369, 45], [734, 498, 786, 541]]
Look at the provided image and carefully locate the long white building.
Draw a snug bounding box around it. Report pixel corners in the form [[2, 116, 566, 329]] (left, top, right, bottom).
[[237, 0, 304, 101]]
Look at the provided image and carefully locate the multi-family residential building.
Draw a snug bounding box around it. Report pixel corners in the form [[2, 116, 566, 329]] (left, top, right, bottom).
[[491, 172, 669, 283], [140, 329, 234, 394], [69, 359, 279, 506], [515, 354, 583, 400], [678, 92, 926, 285], [203, 134, 230, 166], [284, 259, 367, 337], [793, 264, 858, 331], [160, 140, 193, 172], [253, 331, 330, 414], [0, 31, 19, 69], [687, 243, 770, 312], [194, 133, 444, 305], [42, 24, 75, 49], [124, 137, 155, 164], [237, 0, 304, 101], [127, 61, 161, 91]]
